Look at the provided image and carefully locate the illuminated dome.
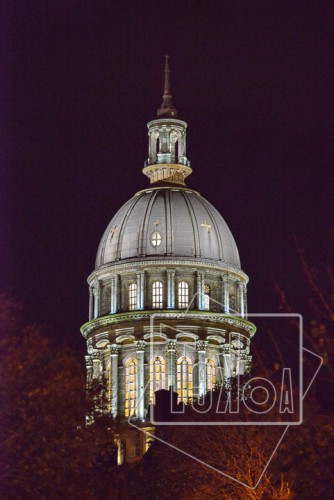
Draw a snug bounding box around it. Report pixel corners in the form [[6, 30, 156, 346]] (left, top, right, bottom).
[[95, 187, 240, 269], [81, 57, 255, 463]]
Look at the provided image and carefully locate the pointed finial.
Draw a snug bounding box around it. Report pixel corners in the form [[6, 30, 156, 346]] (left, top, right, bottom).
[[157, 55, 178, 118], [163, 55, 170, 97]]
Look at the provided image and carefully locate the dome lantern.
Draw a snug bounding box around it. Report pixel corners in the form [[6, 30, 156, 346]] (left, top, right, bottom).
[[143, 56, 192, 186]]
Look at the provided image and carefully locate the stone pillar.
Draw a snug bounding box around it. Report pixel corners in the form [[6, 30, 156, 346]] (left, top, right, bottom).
[[167, 269, 175, 309], [222, 345, 232, 386], [238, 353, 247, 376], [110, 274, 118, 314], [223, 275, 229, 314], [85, 355, 93, 384], [239, 282, 245, 318], [196, 340, 207, 397], [108, 344, 119, 418], [136, 271, 145, 310], [197, 271, 205, 310], [243, 284, 248, 318], [245, 355, 252, 374], [166, 340, 177, 390], [89, 287, 94, 321], [136, 341, 146, 420], [93, 281, 100, 319], [92, 354, 101, 380]]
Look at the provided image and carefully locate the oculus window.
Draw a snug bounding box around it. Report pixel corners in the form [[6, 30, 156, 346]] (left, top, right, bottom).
[[150, 231, 162, 247]]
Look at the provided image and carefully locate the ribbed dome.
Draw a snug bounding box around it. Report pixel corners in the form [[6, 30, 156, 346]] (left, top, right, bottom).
[[95, 187, 240, 269]]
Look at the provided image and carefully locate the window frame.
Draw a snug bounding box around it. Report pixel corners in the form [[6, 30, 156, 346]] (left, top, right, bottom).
[[177, 281, 189, 309], [128, 282, 137, 311], [152, 280, 163, 309]]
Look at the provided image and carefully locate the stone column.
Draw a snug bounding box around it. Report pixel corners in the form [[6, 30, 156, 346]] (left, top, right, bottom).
[[197, 271, 205, 310], [93, 281, 100, 319], [89, 287, 94, 321], [92, 354, 101, 380], [136, 271, 145, 310], [166, 340, 177, 390], [167, 269, 175, 309], [196, 340, 207, 397], [108, 344, 119, 418], [245, 354, 252, 374], [239, 282, 245, 318], [223, 275, 229, 314], [222, 345, 232, 386], [85, 355, 93, 384], [136, 341, 146, 420], [110, 274, 118, 314], [238, 353, 247, 376], [243, 284, 247, 318]]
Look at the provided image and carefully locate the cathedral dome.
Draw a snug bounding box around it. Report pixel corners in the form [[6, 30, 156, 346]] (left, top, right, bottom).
[[95, 186, 240, 270]]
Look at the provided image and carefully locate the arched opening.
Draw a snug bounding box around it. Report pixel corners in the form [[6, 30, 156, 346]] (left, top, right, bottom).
[[175, 140, 179, 163], [177, 356, 193, 403], [206, 359, 217, 391], [124, 358, 137, 417], [149, 356, 166, 403], [156, 137, 160, 159]]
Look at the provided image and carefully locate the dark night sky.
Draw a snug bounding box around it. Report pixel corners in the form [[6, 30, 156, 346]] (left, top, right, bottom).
[[2, 1, 333, 352]]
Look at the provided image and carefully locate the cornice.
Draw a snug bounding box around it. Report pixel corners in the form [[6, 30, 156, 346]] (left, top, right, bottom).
[[80, 310, 256, 339], [88, 258, 248, 285]]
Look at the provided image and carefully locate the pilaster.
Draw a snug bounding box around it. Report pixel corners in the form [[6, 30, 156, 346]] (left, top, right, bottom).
[[167, 269, 175, 308], [196, 340, 207, 397], [135, 340, 146, 420], [166, 340, 177, 390], [108, 344, 120, 418]]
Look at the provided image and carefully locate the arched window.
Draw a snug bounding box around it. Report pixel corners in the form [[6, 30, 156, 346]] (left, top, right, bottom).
[[204, 284, 210, 311], [149, 356, 166, 403], [156, 137, 160, 157], [124, 358, 137, 417], [175, 140, 179, 163], [206, 359, 217, 391], [152, 281, 163, 309], [178, 282, 189, 309], [177, 356, 193, 403], [129, 283, 137, 311]]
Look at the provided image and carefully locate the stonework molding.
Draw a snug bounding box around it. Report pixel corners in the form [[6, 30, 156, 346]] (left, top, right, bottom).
[[81, 310, 256, 338]]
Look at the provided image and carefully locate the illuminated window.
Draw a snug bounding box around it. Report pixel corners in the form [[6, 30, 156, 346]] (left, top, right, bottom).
[[149, 356, 166, 403], [178, 281, 189, 309], [204, 284, 210, 311], [177, 356, 193, 403], [152, 281, 163, 309], [206, 359, 217, 391], [129, 283, 137, 311], [151, 231, 162, 247], [124, 358, 137, 417]]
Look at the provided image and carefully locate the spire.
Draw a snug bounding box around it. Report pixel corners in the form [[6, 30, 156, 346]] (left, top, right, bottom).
[[157, 55, 178, 118]]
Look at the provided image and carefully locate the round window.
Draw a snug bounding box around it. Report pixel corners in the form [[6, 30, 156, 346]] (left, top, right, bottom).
[[151, 231, 162, 247]]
